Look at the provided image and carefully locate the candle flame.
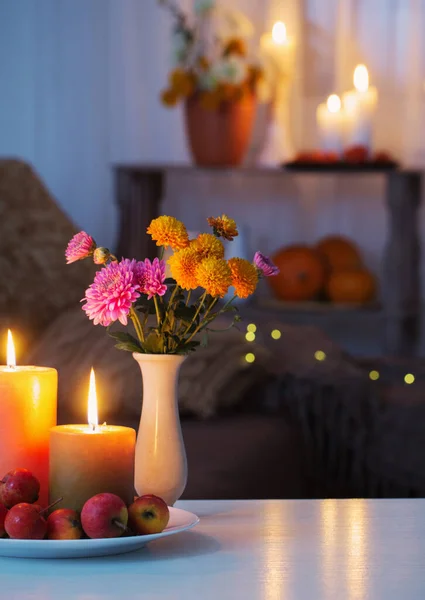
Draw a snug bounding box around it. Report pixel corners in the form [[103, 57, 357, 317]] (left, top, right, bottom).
[[327, 94, 341, 113], [272, 21, 287, 45], [354, 64, 369, 93], [7, 330, 16, 368], [87, 368, 98, 430]]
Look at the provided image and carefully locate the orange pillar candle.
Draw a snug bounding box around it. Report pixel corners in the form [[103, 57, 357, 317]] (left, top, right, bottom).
[[49, 369, 135, 511], [0, 331, 57, 506]]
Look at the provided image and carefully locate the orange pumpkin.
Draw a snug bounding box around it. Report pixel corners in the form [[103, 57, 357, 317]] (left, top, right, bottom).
[[316, 236, 363, 272], [326, 269, 376, 304], [268, 246, 326, 301]]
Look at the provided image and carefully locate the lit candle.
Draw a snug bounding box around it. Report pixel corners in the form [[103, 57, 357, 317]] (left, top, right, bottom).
[[343, 64, 378, 149], [316, 94, 345, 154], [0, 330, 57, 505], [259, 21, 296, 164], [49, 369, 135, 511]]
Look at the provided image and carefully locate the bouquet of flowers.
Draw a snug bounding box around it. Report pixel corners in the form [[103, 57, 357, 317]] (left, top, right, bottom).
[[159, 0, 263, 110], [66, 215, 278, 355]]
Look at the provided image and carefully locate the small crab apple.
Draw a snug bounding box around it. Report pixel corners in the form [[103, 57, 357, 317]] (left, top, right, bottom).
[[0, 468, 40, 508], [0, 504, 8, 537], [81, 493, 128, 539], [128, 495, 170, 535], [47, 509, 84, 540], [5, 503, 47, 539]]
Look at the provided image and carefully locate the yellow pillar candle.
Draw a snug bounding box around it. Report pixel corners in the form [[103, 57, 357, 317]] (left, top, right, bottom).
[[0, 331, 57, 506], [49, 369, 135, 511]]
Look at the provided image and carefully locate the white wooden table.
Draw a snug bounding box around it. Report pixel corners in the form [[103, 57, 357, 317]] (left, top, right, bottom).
[[1, 499, 425, 599]]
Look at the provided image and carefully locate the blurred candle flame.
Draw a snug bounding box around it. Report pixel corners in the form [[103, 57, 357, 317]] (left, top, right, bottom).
[[327, 94, 341, 113], [272, 21, 287, 45], [7, 330, 16, 369], [88, 368, 98, 430], [354, 64, 369, 93]]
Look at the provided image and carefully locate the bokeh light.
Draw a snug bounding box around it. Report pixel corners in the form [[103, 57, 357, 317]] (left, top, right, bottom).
[[369, 370, 380, 381], [271, 329, 282, 340], [245, 353, 255, 363], [247, 323, 257, 333], [245, 332, 256, 342], [314, 350, 326, 361], [404, 373, 415, 384]]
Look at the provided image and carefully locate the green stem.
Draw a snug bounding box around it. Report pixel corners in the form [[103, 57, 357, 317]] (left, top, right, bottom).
[[182, 290, 207, 337], [153, 296, 161, 328], [130, 307, 145, 343], [184, 296, 219, 345], [185, 290, 192, 307]]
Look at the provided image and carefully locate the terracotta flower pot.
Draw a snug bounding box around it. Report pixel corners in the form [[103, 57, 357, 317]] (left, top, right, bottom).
[[184, 93, 256, 167]]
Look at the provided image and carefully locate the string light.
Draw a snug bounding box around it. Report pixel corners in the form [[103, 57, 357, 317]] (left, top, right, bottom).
[[245, 332, 256, 342], [245, 353, 255, 363], [271, 329, 281, 340], [369, 370, 379, 381], [314, 350, 326, 361], [247, 323, 257, 333], [404, 373, 415, 385]]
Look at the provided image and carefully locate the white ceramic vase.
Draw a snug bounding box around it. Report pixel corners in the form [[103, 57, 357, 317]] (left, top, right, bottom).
[[132, 353, 187, 506]]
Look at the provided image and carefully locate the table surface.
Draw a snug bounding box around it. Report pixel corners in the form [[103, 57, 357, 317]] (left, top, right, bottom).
[[1, 499, 425, 600]]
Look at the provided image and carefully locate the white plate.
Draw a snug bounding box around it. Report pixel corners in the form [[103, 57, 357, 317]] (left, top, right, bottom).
[[0, 506, 199, 559]]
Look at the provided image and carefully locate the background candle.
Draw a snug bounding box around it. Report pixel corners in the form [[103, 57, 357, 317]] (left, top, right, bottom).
[[343, 64, 378, 150], [49, 369, 135, 511], [0, 331, 57, 506], [316, 94, 345, 154]]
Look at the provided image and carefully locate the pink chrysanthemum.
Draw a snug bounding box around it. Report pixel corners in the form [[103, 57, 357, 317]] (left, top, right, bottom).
[[82, 259, 142, 326], [253, 251, 280, 277], [65, 231, 96, 264], [139, 258, 167, 300]]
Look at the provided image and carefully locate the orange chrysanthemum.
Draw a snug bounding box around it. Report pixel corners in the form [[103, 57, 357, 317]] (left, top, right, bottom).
[[196, 257, 232, 298], [223, 38, 247, 58], [190, 233, 225, 259], [168, 247, 201, 290], [228, 257, 258, 299], [147, 216, 189, 250], [160, 88, 179, 107], [207, 214, 238, 241], [169, 68, 196, 98]]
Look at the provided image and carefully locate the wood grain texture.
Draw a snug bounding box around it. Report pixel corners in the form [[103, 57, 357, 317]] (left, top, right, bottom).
[[1, 499, 425, 599]]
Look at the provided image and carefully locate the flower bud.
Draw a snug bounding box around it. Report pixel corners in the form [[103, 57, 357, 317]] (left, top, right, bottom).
[[93, 247, 111, 265]]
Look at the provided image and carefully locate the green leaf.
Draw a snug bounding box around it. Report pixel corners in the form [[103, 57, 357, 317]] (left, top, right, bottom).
[[142, 331, 165, 354], [114, 341, 145, 353], [135, 296, 155, 314], [164, 277, 177, 285], [108, 331, 143, 349], [174, 304, 198, 324]]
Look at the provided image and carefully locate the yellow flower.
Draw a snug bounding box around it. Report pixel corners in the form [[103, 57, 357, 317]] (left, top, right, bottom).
[[169, 69, 196, 98], [223, 38, 247, 58], [196, 257, 232, 298], [190, 233, 224, 259], [160, 88, 179, 107], [147, 216, 189, 250], [207, 214, 238, 241], [228, 257, 258, 298], [168, 247, 201, 290]]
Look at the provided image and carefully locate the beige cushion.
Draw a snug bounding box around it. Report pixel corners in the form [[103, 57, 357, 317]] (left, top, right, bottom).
[[0, 159, 95, 356]]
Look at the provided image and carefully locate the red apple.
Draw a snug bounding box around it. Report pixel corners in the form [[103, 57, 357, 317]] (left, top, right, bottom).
[[343, 145, 368, 164], [0, 504, 8, 537], [5, 503, 47, 539], [128, 495, 169, 535], [47, 509, 84, 540], [81, 493, 128, 539], [0, 468, 40, 508]]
